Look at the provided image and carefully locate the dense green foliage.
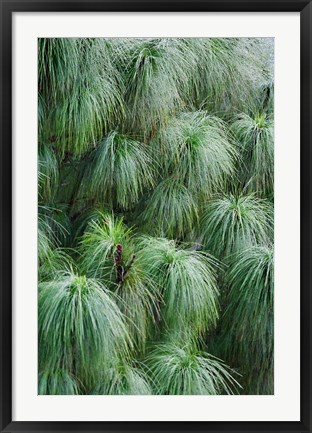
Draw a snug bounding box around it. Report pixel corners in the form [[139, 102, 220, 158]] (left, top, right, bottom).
[[38, 37, 274, 395]]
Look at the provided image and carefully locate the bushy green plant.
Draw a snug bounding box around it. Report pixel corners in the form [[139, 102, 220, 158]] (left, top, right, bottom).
[[39, 270, 132, 391], [93, 361, 152, 395], [231, 112, 274, 195], [38, 37, 274, 395], [146, 341, 240, 395], [137, 237, 220, 336], [82, 131, 156, 209], [38, 38, 124, 158], [38, 368, 81, 395], [201, 194, 273, 258], [139, 178, 199, 239], [153, 111, 237, 196], [220, 245, 274, 394]]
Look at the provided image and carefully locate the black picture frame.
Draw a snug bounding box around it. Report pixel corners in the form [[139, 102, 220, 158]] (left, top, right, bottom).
[[1, 1, 311, 432]]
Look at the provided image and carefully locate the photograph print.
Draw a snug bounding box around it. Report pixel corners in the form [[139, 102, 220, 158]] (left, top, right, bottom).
[[38, 37, 274, 396]]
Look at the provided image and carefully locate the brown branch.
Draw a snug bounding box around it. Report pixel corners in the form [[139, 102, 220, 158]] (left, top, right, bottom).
[[115, 244, 124, 284]]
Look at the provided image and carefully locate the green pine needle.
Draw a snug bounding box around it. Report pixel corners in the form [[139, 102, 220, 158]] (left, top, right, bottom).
[[39, 269, 132, 380], [146, 341, 241, 395], [82, 131, 156, 209], [201, 193, 273, 258]]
